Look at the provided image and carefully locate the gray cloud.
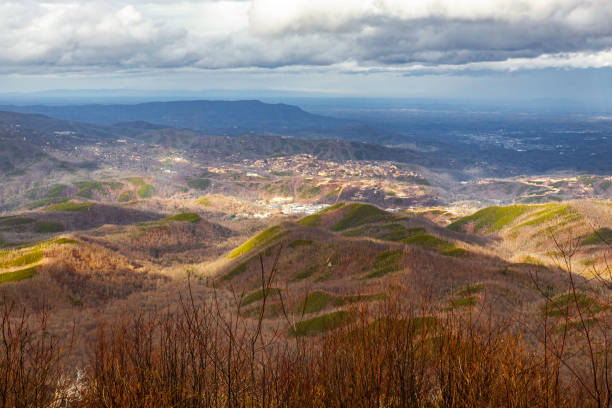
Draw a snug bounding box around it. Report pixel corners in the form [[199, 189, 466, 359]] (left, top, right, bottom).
[[1, 0, 612, 75]]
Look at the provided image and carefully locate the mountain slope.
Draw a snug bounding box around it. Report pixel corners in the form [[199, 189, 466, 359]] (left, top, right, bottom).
[[212, 203, 576, 326], [448, 201, 612, 273]]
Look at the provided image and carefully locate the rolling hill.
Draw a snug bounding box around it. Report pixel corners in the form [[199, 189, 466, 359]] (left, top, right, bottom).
[[211, 203, 584, 332], [448, 201, 612, 274], [0, 198, 608, 406]]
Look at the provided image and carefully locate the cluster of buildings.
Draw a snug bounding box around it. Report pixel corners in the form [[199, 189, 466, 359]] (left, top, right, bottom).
[[243, 154, 423, 181]]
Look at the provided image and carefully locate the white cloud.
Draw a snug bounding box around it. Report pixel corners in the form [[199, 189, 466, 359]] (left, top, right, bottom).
[[0, 2, 186, 67], [2, 0, 612, 74]]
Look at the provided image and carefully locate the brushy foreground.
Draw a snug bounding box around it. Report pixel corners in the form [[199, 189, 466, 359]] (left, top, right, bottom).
[[1, 233, 610, 408], [1, 277, 610, 408]]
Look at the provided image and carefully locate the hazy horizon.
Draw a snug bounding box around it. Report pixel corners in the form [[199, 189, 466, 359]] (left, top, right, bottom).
[[1, 1, 612, 107]]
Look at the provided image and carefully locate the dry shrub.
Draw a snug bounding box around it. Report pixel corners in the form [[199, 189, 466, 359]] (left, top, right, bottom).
[[72, 288, 592, 408], [1, 239, 608, 407], [0, 297, 70, 408], [42, 243, 166, 305]]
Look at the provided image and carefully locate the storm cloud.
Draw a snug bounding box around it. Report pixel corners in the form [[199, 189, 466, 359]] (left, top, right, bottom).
[[2, 0, 612, 74]]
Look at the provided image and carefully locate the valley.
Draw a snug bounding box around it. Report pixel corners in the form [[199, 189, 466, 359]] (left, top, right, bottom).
[[0, 101, 610, 406]]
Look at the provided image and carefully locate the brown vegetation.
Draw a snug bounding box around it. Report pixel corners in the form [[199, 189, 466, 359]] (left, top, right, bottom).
[[0, 232, 609, 407], [0, 201, 608, 407]]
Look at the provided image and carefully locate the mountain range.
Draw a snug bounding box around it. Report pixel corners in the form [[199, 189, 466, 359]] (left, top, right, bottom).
[[0, 99, 396, 141]]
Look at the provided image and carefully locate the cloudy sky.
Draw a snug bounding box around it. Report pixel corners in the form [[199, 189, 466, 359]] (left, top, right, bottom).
[[2, 0, 612, 100]]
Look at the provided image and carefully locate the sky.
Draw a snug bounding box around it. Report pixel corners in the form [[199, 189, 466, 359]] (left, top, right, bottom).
[[2, 0, 612, 102]]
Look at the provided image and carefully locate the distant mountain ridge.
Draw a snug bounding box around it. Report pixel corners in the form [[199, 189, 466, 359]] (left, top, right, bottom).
[[0, 100, 395, 141]]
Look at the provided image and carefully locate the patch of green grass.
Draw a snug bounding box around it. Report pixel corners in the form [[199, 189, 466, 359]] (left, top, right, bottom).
[[3, 238, 76, 253], [186, 178, 211, 190], [442, 247, 468, 257], [397, 232, 467, 257], [299, 185, 321, 198], [448, 205, 532, 233], [289, 311, 353, 337], [0, 266, 37, 284], [0, 250, 43, 268], [580, 259, 596, 266], [137, 184, 155, 199], [513, 204, 579, 230], [521, 255, 542, 265], [379, 226, 426, 242], [221, 261, 248, 281], [242, 303, 282, 319], [298, 291, 345, 314], [47, 184, 66, 198], [330, 203, 393, 231], [118, 191, 135, 202], [242, 288, 281, 306], [44, 238, 77, 246], [297, 291, 387, 315], [32, 183, 69, 200], [456, 284, 484, 297], [402, 233, 451, 251], [107, 181, 124, 190], [341, 223, 425, 241], [26, 199, 52, 210], [554, 318, 599, 334], [0, 238, 77, 259], [288, 239, 313, 249], [228, 226, 286, 259], [293, 265, 318, 281], [580, 228, 612, 246], [298, 214, 322, 227], [447, 296, 477, 310], [161, 212, 201, 223], [0, 217, 35, 229], [34, 221, 65, 233], [197, 196, 211, 206], [26, 197, 69, 210], [297, 203, 346, 227], [366, 249, 403, 278], [75, 181, 106, 198], [44, 201, 94, 212], [543, 293, 603, 318], [125, 177, 145, 186], [340, 225, 373, 237]]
